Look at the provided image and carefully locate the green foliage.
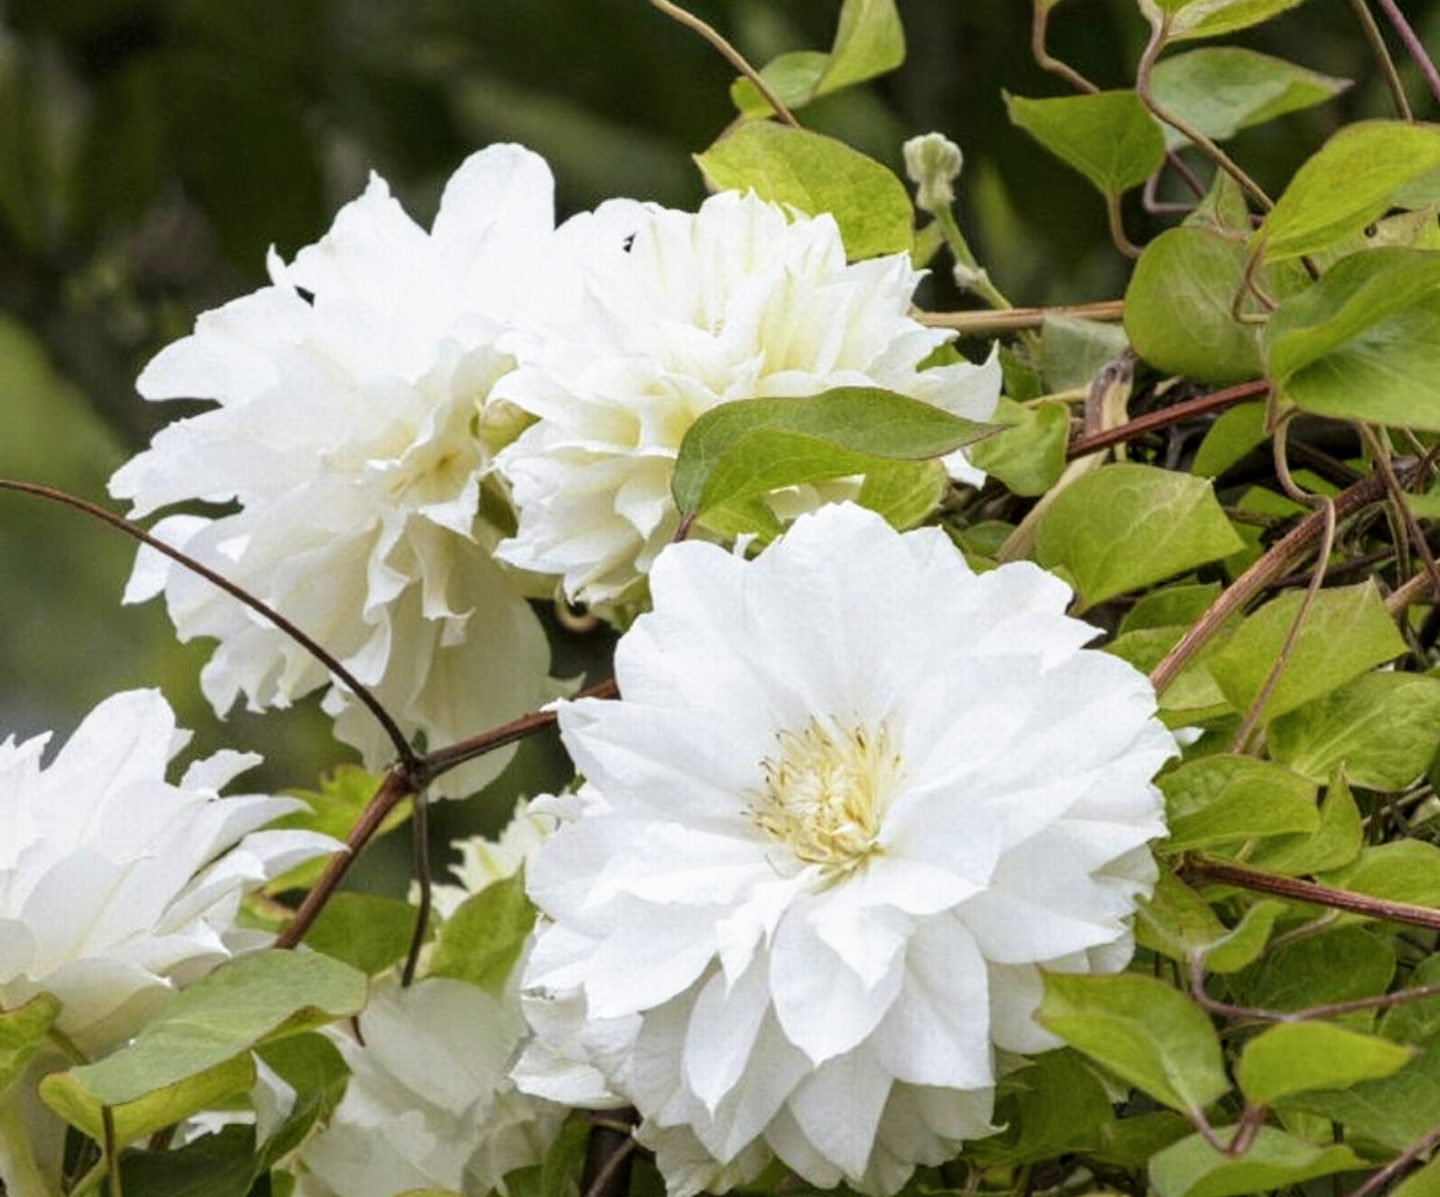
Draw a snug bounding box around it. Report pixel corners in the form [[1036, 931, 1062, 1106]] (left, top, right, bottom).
[[963, 397, 1069, 496], [1141, 0, 1320, 41], [39, 951, 366, 1145], [1148, 1127, 1363, 1197], [1256, 121, 1440, 262], [1033, 463, 1242, 609], [1159, 755, 1318, 852], [1038, 972, 1230, 1114], [1265, 247, 1440, 429], [429, 871, 538, 995], [1005, 91, 1166, 199], [1125, 226, 1266, 383], [305, 891, 426, 976], [695, 123, 914, 259], [1206, 581, 1406, 722], [1268, 672, 1440, 789], [0, 995, 60, 1094], [731, 0, 905, 116], [670, 388, 997, 525], [1148, 48, 1349, 150], [1236, 1022, 1412, 1104]]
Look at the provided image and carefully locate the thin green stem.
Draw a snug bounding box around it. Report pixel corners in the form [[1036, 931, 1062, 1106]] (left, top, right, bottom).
[[402, 789, 432, 987], [919, 299, 1124, 336], [645, 0, 799, 126], [0, 478, 416, 772], [1373, 0, 1440, 107], [0, 1087, 59, 1197], [1229, 496, 1335, 754], [1347, 0, 1413, 120], [1031, 0, 1098, 94], [1134, 18, 1274, 212], [1150, 468, 1396, 694], [931, 205, 1014, 310]]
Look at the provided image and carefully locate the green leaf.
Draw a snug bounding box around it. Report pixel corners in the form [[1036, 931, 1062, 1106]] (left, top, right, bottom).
[[1237, 1023, 1413, 1105], [1149, 1127, 1363, 1197], [967, 1050, 1113, 1166], [1231, 925, 1395, 1015], [1381, 955, 1440, 1047], [1191, 402, 1267, 479], [1265, 248, 1440, 430], [1282, 1039, 1440, 1151], [1159, 755, 1318, 853], [1246, 773, 1363, 876], [0, 994, 59, 1095], [1256, 121, 1440, 262], [818, 0, 906, 95], [1038, 972, 1230, 1114], [1120, 582, 1223, 633], [429, 871, 537, 995], [854, 458, 947, 529], [42, 1054, 254, 1148], [499, 1116, 590, 1197], [40, 951, 366, 1144], [1149, 48, 1348, 150], [730, 0, 904, 117], [1039, 314, 1130, 392], [1125, 226, 1265, 383], [1325, 841, 1440, 911], [963, 397, 1069, 497], [118, 1123, 259, 1197], [1141, 0, 1317, 40], [270, 764, 398, 893], [1393, 1155, 1440, 1197], [1268, 672, 1440, 790], [730, 52, 830, 118], [255, 1031, 350, 1168], [305, 891, 425, 976], [1006, 91, 1166, 197], [1093, 1111, 1194, 1167], [695, 123, 913, 259], [1206, 581, 1405, 722], [670, 388, 998, 521], [1136, 869, 1283, 973], [1033, 463, 1243, 610]]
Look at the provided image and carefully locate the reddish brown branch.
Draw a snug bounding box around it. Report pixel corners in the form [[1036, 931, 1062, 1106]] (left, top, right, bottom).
[[1183, 857, 1440, 932]]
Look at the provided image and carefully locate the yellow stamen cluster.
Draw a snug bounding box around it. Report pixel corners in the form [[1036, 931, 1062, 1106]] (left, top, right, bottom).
[[749, 718, 902, 881]]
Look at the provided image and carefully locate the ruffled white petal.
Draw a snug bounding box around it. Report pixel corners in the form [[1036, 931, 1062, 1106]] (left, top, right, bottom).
[[520, 503, 1174, 1194]]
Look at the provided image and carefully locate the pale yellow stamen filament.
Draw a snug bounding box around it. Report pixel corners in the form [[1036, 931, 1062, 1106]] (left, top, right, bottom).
[[749, 718, 902, 882]]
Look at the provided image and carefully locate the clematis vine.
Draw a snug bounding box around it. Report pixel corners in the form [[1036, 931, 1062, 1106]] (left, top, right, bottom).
[[517, 503, 1175, 1196]]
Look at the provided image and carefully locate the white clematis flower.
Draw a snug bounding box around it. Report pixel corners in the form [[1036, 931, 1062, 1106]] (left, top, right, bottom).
[[109, 145, 565, 798], [299, 801, 566, 1197], [492, 190, 1002, 604], [0, 689, 336, 1054], [294, 977, 569, 1197], [518, 503, 1174, 1196]]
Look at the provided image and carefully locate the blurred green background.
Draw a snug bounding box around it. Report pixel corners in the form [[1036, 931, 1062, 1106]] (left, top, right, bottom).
[[2, 0, 1437, 882]]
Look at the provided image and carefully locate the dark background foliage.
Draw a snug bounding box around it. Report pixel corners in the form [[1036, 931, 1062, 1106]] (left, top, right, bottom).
[[1, 0, 1437, 868]]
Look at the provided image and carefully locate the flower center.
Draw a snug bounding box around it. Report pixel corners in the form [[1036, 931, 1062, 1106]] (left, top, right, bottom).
[[749, 718, 902, 881]]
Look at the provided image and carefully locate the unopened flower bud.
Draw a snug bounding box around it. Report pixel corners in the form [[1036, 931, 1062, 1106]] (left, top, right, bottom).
[[904, 132, 964, 214]]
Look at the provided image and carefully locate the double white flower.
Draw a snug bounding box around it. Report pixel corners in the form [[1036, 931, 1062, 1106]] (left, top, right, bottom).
[[0, 689, 334, 1054], [493, 190, 1002, 605], [109, 146, 564, 798], [519, 504, 1175, 1196]]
